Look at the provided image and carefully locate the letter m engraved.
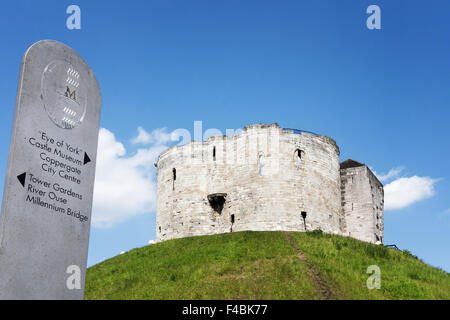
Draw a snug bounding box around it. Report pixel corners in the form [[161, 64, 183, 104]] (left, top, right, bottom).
[[65, 86, 76, 101]]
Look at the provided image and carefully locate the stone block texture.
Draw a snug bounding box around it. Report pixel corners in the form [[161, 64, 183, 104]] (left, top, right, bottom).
[[340, 159, 384, 243], [156, 123, 383, 244]]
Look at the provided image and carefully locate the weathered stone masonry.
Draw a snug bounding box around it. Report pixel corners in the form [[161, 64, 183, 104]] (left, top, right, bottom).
[[156, 123, 384, 244], [340, 159, 384, 243]]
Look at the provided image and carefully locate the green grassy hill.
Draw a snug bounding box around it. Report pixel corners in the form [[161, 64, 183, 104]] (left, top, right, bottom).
[[85, 231, 449, 300]]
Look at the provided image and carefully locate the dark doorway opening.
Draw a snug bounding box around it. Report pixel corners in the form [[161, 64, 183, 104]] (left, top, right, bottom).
[[207, 193, 227, 214]]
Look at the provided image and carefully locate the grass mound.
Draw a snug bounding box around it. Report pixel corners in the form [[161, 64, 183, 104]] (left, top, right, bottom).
[[85, 231, 449, 299]]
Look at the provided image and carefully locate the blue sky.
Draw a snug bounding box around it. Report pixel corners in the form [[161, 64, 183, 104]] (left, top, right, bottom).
[[0, 0, 449, 272]]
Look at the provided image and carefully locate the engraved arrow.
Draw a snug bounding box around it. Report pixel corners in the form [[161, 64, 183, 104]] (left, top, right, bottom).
[[17, 172, 26, 187], [83, 152, 91, 165]]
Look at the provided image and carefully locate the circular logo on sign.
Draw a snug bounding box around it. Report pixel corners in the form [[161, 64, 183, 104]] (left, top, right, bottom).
[[41, 60, 87, 129]]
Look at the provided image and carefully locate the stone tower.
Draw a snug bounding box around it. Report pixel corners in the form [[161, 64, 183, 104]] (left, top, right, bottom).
[[340, 159, 384, 243], [155, 123, 383, 244]]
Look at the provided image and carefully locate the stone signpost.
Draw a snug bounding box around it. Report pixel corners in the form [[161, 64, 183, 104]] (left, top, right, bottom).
[[0, 40, 101, 299]]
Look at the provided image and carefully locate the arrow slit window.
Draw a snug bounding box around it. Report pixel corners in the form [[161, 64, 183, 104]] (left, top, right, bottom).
[[295, 149, 303, 166], [258, 153, 263, 176], [172, 168, 176, 191]]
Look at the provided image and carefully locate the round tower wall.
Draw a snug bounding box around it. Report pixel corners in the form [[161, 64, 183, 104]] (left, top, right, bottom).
[[156, 124, 342, 242]]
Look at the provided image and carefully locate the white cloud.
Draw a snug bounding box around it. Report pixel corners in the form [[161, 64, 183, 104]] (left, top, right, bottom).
[[384, 176, 439, 211], [92, 127, 178, 228], [375, 166, 405, 183], [371, 165, 440, 211], [131, 126, 179, 145]]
